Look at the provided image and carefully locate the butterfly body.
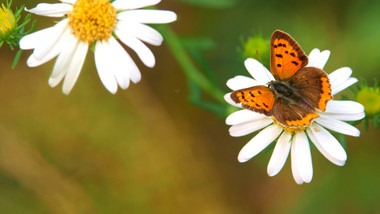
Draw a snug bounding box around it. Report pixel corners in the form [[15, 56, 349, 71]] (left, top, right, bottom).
[[231, 30, 332, 128]]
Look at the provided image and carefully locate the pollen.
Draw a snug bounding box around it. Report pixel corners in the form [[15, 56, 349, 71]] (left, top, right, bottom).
[[0, 4, 15, 35], [68, 0, 116, 44]]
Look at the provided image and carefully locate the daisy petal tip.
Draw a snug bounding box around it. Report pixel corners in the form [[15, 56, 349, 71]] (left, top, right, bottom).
[[48, 78, 59, 88], [109, 89, 118, 95], [103, 84, 118, 95], [321, 49, 330, 55], [237, 155, 249, 163], [146, 60, 156, 68], [224, 93, 236, 105], [267, 169, 277, 177], [304, 175, 313, 183], [62, 88, 71, 95], [336, 160, 346, 167], [167, 11, 178, 22], [353, 130, 361, 137], [131, 77, 141, 84]]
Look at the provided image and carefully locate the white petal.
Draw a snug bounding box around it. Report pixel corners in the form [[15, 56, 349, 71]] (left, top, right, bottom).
[[20, 26, 55, 50], [332, 77, 358, 95], [32, 20, 69, 60], [26, 3, 72, 17], [237, 124, 282, 163], [116, 21, 163, 46], [122, 52, 141, 84], [315, 116, 360, 137], [62, 41, 88, 95], [319, 112, 365, 121], [27, 27, 71, 67], [307, 123, 347, 166], [60, 0, 76, 4], [307, 49, 320, 65], [95, 40, 118, 94], [244, 58, 274, 83], [325, 100, 365, 114], [328, 67, 352, 88], [267, 131, 291, 177], [49, 33, 78, 87], [224, 93, 241, 108], [117, 10, 177, 24], [307, 49, 330, 69], [226, 75, 260, 91], [113, 0, 161, 10], [108, 38, 131, 89], [115, 26, 155, 68], [226, 109, 267, 125], [229, 118, 273, 137], [291, 141, 304, 185], [20, 19, 68, 51], [97, 37, 133, 91], [292, 131, 313, 183]]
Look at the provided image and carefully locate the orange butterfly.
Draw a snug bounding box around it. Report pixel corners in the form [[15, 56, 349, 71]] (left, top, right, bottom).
[[231, 30, 332, 128]]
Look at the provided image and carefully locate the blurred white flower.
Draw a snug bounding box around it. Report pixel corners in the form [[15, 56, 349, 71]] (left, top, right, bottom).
[[20, 0, 176, 94], [225, 49, 365, 184]]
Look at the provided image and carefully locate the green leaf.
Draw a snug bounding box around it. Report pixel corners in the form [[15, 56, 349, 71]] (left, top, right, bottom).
[[173, 0, 237, 9], [11, 49, 23, 69]]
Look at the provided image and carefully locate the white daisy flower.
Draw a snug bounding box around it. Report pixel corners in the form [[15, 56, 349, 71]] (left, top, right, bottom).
[[225, 48, 365, 184], [20, 0, 177, 94]]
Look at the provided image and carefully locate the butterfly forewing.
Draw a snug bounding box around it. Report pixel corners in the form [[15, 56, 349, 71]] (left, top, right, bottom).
[[230, 86, 275, 116], [270, 30, 308, 80]]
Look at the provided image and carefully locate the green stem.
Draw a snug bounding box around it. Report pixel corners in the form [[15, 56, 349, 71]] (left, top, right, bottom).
[[156, 25, 225, 103]]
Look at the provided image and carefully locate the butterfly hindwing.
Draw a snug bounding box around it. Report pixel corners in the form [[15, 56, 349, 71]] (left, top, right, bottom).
[[270, 30, 308, 80], [230, 86, 275, 116], [288, 67, 332, 111], [272, 98, 319, 127]]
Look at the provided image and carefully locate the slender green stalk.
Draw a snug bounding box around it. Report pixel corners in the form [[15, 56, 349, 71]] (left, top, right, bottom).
[[156, 25, 225, 103]]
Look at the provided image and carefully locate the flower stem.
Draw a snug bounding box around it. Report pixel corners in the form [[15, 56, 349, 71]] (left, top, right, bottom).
[[156, 25, 225, 103]]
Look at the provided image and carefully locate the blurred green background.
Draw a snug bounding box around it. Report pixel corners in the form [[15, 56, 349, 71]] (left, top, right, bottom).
[[0, 0, 380, 213]]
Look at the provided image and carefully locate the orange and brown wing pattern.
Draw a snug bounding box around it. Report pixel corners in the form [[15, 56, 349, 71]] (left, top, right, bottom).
[[272, 99, 319, 128], [289, 67, 332, 111], [270, 30, 308, 80], [230, 86, 275, 116]]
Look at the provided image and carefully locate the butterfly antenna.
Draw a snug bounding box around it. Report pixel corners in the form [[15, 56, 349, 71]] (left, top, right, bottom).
[[256, 50, 270, 81]]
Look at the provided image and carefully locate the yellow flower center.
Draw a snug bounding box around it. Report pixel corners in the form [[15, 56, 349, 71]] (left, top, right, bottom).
[[0, 4, 15, 35], [68, 0, 116, 44]]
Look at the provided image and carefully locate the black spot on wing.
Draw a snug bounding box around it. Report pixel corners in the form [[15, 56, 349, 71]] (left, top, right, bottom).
[[275, 54, 283, 58]]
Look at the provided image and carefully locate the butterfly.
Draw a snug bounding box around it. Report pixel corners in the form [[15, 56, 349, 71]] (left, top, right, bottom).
[[231, 30, 332, 128]]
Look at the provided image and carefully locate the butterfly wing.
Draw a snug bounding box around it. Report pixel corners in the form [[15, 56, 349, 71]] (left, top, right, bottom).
[[272, 98, 319, 127], [270, 30, 308, 80], [230, 86, 275, 116], [288, 66, 332, 111]]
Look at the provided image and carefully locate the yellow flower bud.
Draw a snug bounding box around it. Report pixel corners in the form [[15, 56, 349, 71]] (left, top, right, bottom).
[[0, 4, 16, 36], [356, 86, 380, 116]]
